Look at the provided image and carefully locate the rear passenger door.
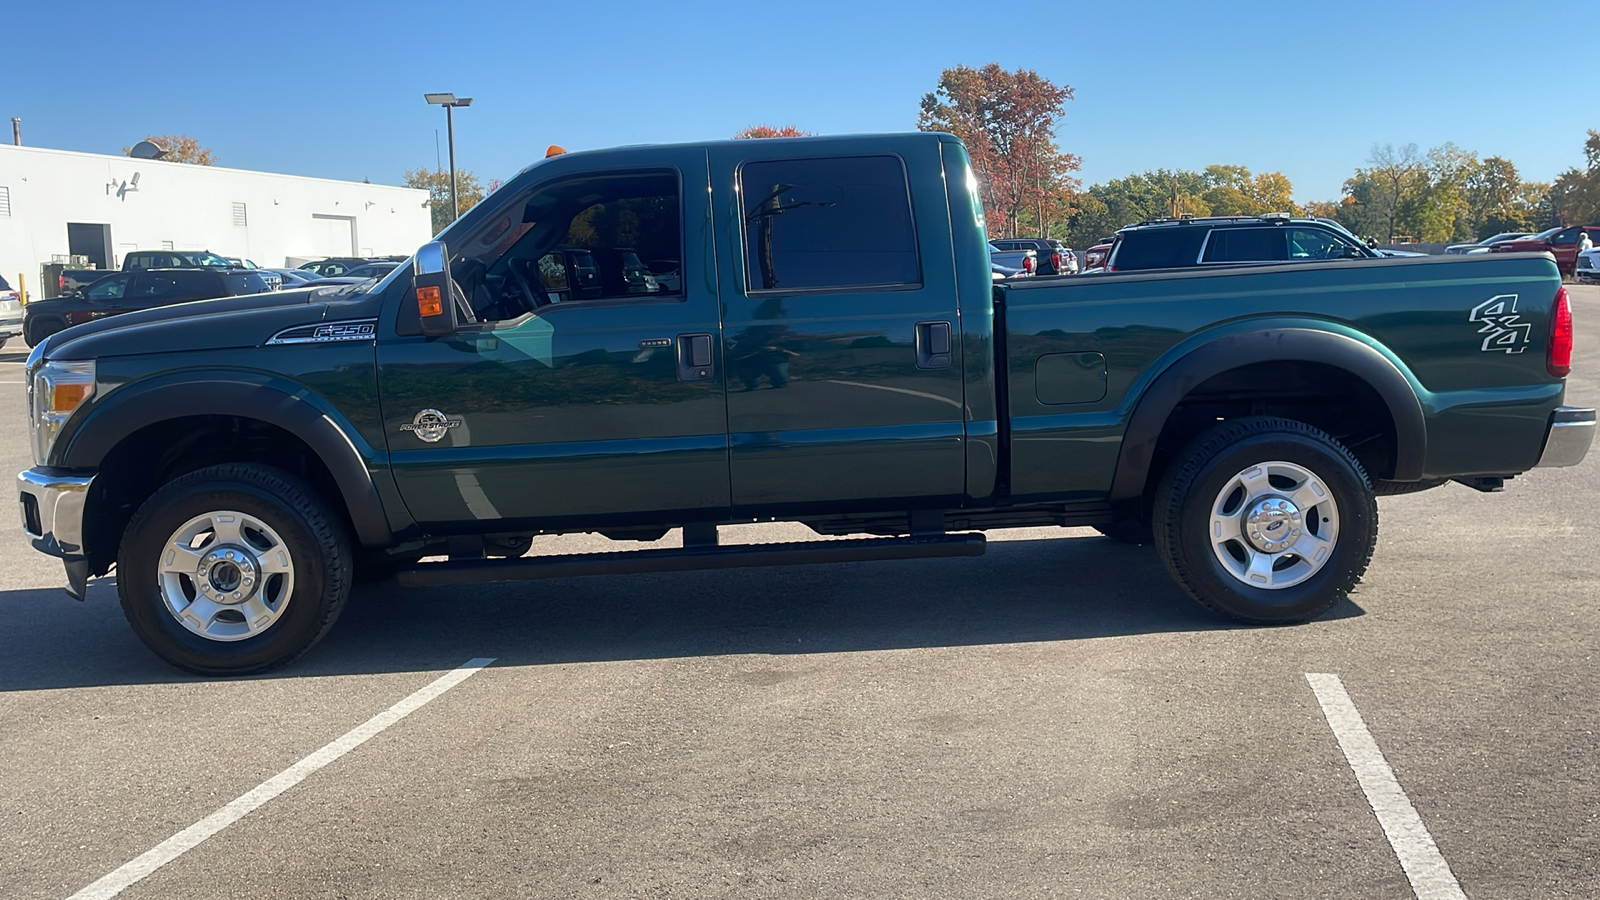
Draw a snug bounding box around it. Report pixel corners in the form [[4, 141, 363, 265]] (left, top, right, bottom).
[[708, 142, 967, 514]]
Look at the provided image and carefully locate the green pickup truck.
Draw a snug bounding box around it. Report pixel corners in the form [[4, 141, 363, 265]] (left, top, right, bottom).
[[17, 133, 1595, 675]]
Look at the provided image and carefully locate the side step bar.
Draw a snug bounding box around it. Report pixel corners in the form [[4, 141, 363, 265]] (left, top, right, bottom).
[[394, 533, 987, 588]]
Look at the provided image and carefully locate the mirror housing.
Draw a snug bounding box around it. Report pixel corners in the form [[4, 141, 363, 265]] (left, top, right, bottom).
[[413, 241, 457, 336]]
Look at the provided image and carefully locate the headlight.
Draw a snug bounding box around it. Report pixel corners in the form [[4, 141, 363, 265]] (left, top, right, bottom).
[[31, 359, 96, 465]]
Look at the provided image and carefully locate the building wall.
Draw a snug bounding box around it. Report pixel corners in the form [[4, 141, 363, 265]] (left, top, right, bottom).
[[0, 144, 432, 287]]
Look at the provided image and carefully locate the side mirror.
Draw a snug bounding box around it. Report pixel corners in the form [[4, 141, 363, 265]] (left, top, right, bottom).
[[1366, 238, 1379, 249], [413, 241, 457, 337]]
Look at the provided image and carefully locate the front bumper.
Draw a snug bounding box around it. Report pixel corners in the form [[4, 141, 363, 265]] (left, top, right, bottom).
[[17, 468, 94, 599], [1536, 407, 1596, 468]]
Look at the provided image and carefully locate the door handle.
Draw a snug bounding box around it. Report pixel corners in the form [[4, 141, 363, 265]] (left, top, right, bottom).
[[677, 333, 714, 382], [915, 321, 953, 369]]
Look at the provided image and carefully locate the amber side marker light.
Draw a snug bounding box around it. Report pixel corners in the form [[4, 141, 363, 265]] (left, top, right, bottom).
[[417, 285, 443, 317], [546, 145, 567, 158]]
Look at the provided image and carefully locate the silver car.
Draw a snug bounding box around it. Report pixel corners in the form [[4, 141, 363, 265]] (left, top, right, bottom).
[[0, 273, 22, 349]]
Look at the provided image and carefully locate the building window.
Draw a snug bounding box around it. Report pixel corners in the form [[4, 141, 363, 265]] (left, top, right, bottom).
[[232, 202, 248, 226], [0, 186, 10, 217], [161, 241, 174, 250]]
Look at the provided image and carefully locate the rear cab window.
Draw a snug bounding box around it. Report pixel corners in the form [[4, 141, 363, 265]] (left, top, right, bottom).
[[739, 155, 920, 292]]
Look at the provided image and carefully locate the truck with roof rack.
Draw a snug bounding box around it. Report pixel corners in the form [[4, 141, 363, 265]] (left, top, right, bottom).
[[17, 132, 1595, 675]]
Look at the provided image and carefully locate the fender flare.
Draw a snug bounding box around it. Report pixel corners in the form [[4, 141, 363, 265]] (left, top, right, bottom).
[[1108, 328, 1426, 503], [57, 371, 394, 547]]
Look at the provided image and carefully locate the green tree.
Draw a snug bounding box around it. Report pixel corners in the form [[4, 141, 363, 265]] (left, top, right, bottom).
[[918, 63, 1080, 238], [404, 167, 486, 234], [122, 134, 215, 165]]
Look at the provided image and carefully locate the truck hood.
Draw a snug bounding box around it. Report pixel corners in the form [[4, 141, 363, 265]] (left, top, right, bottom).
[[39, 287, 378, 362]]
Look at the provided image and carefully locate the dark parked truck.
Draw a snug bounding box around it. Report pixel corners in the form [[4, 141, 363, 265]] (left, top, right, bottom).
[[17, 133, 1596, 675]]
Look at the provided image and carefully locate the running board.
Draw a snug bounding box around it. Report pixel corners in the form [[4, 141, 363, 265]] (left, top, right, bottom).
[[394, 533, 987, 587]]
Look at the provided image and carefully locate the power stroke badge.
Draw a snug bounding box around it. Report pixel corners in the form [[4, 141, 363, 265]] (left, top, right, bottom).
[[1469, 294, 1532, 354], [401, 409, 463, 443]]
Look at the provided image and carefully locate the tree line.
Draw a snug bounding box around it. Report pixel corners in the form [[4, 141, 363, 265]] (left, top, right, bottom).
[[133, 79, 1600, 251]]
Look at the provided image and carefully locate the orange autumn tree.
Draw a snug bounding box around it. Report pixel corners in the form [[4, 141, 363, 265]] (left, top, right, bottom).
[[733, 125, 812, 139], [918, 64, 1080, 238], [122, 134, 216, 165]]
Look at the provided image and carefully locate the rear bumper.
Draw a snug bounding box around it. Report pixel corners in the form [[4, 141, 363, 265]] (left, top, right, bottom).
[[17, 468, 94, 599], [1536, 406, 1596, 468]]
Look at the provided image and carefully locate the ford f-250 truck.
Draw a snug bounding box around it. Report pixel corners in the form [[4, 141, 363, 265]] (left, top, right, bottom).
[[17, 133, 1596, 675]]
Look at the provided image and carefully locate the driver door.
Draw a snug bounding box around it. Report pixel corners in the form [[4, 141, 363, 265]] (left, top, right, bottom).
[[376, 149, 729, 532]]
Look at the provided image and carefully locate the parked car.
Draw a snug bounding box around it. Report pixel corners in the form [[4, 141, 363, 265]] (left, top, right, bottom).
[[1577, 247, 1600, 281], [1082, 237, 1115, 271], [1445, 232, 1533, 255], [57, 249, 278, 296], [263, 268, 327, 288], [24, 268, 274, 346], [1489, 225, 1600, 276], [1104, 216, 1375, 272], [991, 261, 1032, 281], [298, 257, 381, 277], [988, 242, 1037, 275], [16, 132, 1592, 676], [0, 272, 21, 349], [990, 238, 1077, 275], [341, 262, 401, 280]]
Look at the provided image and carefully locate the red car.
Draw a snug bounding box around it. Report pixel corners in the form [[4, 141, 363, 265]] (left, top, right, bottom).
[[1083, 237, 1115, 271], [1490, 224, 1600, 276]]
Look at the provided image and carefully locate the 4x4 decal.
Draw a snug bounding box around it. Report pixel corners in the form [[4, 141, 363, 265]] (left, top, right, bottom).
[[1469, 294, 1531, 354]]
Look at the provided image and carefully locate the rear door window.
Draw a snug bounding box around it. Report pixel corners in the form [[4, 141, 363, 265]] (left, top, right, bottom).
[[740, 155, 920, 292], [1201, 228, 1287, 263], [1112, 228, 1207, 270]]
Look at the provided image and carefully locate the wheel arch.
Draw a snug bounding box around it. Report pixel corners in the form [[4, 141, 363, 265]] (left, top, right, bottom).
[[1108, 328, 1426, 505], [58, 372, 395, 568]]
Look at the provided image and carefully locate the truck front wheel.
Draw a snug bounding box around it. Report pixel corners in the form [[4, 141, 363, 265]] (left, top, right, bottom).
[[1152, 417, 1377, 623], [117, 464, 353, 675]]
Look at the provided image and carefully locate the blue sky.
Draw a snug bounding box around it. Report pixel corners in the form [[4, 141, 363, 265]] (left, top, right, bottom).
[[4, 0, 1589, 202]]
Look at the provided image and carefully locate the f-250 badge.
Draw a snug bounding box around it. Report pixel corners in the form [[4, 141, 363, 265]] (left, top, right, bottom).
[[401, 409, 463, 443], [1469, 294, 1531, 354]]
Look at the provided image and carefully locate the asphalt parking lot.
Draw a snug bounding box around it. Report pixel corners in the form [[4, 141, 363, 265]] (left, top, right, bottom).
[[2, 288, 1597, 900]]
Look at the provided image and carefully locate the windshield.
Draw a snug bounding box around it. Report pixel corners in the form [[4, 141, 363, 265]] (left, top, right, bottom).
[[0, 273, 11, 291], [1526, 227, 1562, 241]]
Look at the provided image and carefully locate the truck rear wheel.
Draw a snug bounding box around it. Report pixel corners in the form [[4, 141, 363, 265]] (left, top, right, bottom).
[[25, 316, 65, 347], [117, 463, 352, 675], [1152, 417, 1377, 623]]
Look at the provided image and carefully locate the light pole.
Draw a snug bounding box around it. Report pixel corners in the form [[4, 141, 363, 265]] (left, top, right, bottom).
[[423, 93, 473, 219]]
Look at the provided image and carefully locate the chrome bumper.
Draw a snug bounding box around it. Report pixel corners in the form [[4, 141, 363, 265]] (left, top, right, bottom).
[[1536, 407, 1596, 468], [17, 469, 94, 600]]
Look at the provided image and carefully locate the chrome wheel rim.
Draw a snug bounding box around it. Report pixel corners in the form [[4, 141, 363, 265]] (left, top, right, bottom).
[[157, 510, 295, 642], [1209, 461, 1340, 590]]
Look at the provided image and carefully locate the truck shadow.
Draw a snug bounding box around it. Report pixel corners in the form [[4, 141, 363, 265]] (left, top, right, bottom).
[[0, 535, 1364, 691]]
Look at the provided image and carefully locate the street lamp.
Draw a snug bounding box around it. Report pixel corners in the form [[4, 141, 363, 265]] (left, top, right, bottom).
[[424, 92, 473, 219]]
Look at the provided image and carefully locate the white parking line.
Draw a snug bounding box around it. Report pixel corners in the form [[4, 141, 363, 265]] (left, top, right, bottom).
[[67, 657, 496, 900], [1306, 673, 1467, 900]]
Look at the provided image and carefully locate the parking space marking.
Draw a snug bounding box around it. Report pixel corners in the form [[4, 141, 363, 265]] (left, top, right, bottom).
[[67, 657, 496, 900], [1306, 673, 1467, 900]]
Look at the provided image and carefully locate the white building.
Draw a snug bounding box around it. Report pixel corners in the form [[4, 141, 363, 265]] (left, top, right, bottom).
[[0, 143, 432, 289]]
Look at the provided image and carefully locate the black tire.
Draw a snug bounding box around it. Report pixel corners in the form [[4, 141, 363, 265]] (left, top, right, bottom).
[[1373, 478, 1448, 497], [1152, 416, 1377, 623], [25, 316, 64, 347], [117, 463, 352, 676], [1093, 520, 1153, 545]]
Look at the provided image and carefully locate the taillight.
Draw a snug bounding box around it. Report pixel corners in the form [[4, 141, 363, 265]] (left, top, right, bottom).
[[58, 274, 65, 291], [1023, 256, 1035, 274], [1549, 286, 1573, 377], [1051, 250, 1062, 270]]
